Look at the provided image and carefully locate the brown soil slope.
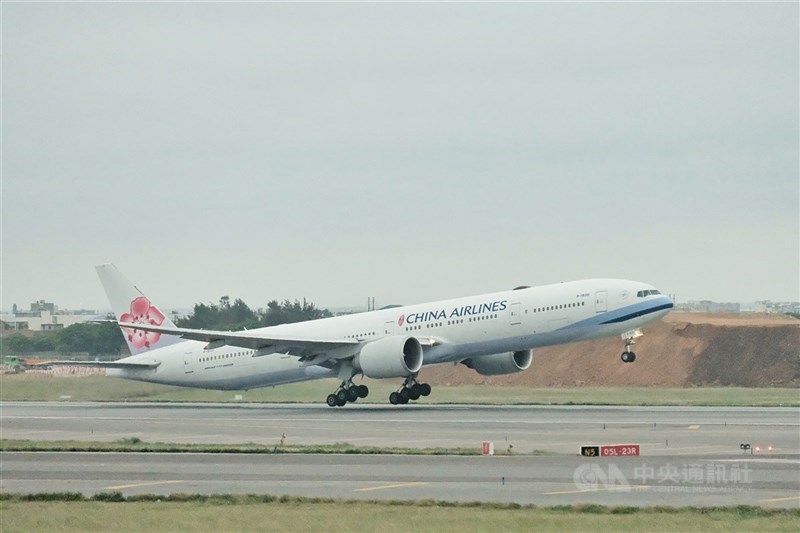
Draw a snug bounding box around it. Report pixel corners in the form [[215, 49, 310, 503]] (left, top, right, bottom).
[[418, 313, 800, 388]]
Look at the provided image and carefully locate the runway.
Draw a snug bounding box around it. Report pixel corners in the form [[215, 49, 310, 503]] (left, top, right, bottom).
[[1, 402, 799, 507]]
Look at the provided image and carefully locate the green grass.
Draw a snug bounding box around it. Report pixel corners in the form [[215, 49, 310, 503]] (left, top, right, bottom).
[[1, 374, 797, 406], [0, 495, 797, 532], [0, 438, 505, 456]]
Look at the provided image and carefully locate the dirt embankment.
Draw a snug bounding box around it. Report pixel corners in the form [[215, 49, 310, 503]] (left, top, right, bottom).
[[419, 313, 800, 388]]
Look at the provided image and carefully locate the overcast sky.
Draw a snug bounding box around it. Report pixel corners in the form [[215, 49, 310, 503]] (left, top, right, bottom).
[[2, 2, 798, 312]]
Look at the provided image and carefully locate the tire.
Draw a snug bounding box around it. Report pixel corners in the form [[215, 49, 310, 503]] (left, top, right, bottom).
[[347, 387, 360, 402], [389, 392, 400, 405], [409, 384, 421, 401], [326, 394, 338, 407], [419, 383, 432, 396], [399, 387, 411, 402], [336, 389, 348, 403], [336, 395, 347, 407], [357, 385, 369, 398]]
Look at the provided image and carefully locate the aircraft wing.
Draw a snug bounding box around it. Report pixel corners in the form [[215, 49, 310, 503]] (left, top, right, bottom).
[[31, 360, 161, 369], [117, 322, 359, 357]]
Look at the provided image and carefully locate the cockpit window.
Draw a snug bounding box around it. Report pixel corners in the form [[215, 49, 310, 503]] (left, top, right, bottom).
[[636, 289, 661, 297]]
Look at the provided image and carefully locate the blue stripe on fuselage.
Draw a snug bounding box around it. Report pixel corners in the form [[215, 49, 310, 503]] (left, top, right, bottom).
[[600, 302, 674, 324], [564, 297, 674, 330]]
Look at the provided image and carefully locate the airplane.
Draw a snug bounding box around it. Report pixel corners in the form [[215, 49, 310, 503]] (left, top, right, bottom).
[[51, 264, 673, 407]]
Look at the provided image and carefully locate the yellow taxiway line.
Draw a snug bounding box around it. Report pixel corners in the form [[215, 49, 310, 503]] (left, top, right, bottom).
[[354, 482, 428, 493], [759, 495, 800, 504], [543, 486, 649, 496], [104, 480, 184, 490]]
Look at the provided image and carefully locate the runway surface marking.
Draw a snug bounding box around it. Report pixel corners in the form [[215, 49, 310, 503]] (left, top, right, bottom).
[[661, 445, 742, 452], [687, 425, 700, 430], [542, 486, 650, 496], [104, 481, 184, 490], [715, 458, 800, 464], [759, 496, 800, 504], [353, 482, 428, 492]]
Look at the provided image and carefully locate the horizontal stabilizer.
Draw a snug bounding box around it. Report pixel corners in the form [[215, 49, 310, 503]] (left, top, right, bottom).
[[31, 360, 161, 370]]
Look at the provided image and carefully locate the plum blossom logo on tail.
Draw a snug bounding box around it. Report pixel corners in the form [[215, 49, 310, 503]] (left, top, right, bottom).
[[120, 296, 165, 350]]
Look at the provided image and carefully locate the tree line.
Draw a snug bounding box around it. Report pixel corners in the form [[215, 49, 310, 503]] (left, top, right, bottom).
[[1, 322, 126, 357], [175, 295, 333, 329], [1, 297, 333, 357]]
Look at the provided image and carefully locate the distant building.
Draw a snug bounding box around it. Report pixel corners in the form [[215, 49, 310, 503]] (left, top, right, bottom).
[[30, 300, 56, 314], [739, 302, 768, 313], [674, 300, 799, 314], [674, 300, 738, 313], [1, 301, 103, 331]]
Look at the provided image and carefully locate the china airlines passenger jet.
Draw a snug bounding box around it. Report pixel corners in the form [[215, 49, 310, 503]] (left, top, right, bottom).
[[61, 264, 673, 407]]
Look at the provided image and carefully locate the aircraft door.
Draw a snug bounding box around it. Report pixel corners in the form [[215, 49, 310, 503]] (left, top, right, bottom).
[[384, 321, 395, 336], [509, 302, 522, 325], [595, 291, 608, 313], [183, 351, 194, 374]]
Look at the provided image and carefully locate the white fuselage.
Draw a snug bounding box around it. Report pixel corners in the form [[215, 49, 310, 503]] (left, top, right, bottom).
[[108, 279, 673, 390]]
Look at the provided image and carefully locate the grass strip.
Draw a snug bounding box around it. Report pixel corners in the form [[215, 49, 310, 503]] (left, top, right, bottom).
[[1, 438, 554, 456], [0, 491, 797, 513], [0, 494, 798, 533]]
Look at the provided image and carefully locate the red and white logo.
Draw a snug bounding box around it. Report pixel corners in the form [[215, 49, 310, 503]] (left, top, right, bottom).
[[120, 296, 166, 350], [398, 315, 405, 327]]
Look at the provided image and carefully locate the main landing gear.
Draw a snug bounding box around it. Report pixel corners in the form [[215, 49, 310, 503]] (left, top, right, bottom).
[[326, 381, 369, 407], [389, 376, 432, 405], [620, 329, 642, 364]]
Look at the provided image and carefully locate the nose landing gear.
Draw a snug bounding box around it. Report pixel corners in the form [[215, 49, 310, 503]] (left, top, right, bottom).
[[620, 329, 642, 364]]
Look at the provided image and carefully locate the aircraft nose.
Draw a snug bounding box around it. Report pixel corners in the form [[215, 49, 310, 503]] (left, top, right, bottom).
[[634, 283, 673, 311]]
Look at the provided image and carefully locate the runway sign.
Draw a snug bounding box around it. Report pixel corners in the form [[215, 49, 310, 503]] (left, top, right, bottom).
[[581, 444, 640, 457], [601, 444, 640, 456], [482, 441, 494, 456], [580, 446, 600, 457]]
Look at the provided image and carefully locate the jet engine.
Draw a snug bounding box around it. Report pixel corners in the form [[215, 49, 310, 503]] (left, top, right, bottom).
[[462, 350, 532, 376], [355, 336, 423, 379]]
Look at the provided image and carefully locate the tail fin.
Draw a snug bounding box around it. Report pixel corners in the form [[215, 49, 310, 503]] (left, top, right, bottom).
[[96, 264, 185, 355]]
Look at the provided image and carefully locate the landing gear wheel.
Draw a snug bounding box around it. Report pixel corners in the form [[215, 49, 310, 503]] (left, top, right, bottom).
[[336, 395, 347, 406], [620, 330, 641, 364], [336, 389, 348, 404], [346, 387, 360, 402], [357, 385, 369, 398], [399, 387, 411, 402], [409, 384, 421, 401], [389, 374, 429, 405], [326, 394, 338, 407]]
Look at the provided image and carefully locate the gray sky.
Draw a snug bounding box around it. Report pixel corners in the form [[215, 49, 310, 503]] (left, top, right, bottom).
[[2, 2, 798, 311]]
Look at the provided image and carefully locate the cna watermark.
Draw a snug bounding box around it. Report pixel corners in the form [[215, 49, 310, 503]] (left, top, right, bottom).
[[573, 462, 752, 493]]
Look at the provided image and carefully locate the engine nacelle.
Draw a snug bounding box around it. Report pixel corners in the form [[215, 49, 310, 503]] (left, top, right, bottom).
[[462, 350, 533, 376], [355, 335, 423, 379]]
